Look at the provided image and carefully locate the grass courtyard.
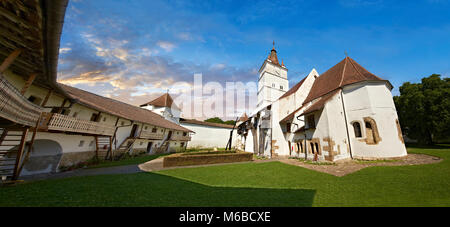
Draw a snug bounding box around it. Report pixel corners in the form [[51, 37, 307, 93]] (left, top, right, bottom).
[[0, 145, 449, 207]]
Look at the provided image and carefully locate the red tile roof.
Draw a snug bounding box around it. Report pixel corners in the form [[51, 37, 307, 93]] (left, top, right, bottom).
[[300, 90, 340, 116], [303, 57, 390, 104], [59, 84, 192, 132], [280, 90, 340, 123], [279, 103, 305, 123], [140, 93, 179, 109]]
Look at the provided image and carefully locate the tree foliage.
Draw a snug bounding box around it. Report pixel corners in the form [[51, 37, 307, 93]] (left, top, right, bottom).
[[394, 74, 450, 144], [204, 117, 236, 125]]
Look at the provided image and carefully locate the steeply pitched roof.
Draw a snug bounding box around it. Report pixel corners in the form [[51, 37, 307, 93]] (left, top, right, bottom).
[[267, 47, 281, 66], [59, 84, 192, 132], [278, 76, 307, 100], [141, 93, 178, 109], [180, 118, 235, 129], [279, 103, 306, 123], [303, 57, 390, 104], [300, 90, 340, 116]]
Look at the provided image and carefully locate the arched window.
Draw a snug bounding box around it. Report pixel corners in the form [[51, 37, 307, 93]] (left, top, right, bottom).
[[315, 143, 320, 155], [364, 117, 380, 144], [310, 142, 315, 154], [353, 122, 362, 138]]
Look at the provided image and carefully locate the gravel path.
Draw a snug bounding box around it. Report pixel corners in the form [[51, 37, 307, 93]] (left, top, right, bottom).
[[279, 154, 442, 177], [19, 164, 142, 182]]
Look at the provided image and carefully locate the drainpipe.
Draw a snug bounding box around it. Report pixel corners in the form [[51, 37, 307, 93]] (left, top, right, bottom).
[[340, 89, 353, 159]]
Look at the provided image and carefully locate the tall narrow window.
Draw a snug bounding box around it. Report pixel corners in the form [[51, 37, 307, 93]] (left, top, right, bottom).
[[353, 122, 362, 138], [364, 117, 381, 145]]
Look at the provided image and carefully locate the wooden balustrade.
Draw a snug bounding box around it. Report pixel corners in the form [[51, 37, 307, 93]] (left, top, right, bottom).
[[44, 113, 116, 136], [170, 134, 192, 141], [139, 130, 164, 140], [0, 75, 42, 127]]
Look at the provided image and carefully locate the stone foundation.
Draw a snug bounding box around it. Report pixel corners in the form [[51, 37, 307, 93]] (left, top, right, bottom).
[[58, 151, 96, 168]]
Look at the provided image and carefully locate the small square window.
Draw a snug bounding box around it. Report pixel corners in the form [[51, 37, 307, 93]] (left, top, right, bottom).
[[280, 85, 284, 90], [79, 140, 85, 147], [89, 141, 94, 147], [140, 142, 143, 145], [103, 117, 106, 122]]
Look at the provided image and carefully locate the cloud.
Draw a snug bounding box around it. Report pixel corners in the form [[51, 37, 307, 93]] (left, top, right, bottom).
[[59, 47, 72, 54], [157, 41, 176, 52]]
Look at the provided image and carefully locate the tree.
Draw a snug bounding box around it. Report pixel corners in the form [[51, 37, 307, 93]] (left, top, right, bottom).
[[204, 117, 236, 125], [394, 74, 450, 144], [204, 117, 225, 124]]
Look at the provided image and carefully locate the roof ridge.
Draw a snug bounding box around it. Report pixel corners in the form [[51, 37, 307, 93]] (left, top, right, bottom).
[[338, 57, 348, 87], [347, 57, 366, 80], [60, 83, 144, 110]]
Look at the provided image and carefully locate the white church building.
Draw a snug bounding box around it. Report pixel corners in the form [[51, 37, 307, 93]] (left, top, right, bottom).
[[237, 45, 407, 162]]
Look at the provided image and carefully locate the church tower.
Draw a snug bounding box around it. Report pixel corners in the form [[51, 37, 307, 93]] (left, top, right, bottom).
[[257, 43, 289, 108]]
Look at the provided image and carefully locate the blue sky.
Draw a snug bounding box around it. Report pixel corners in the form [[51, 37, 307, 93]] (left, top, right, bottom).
[[58, 0, 450, 108]]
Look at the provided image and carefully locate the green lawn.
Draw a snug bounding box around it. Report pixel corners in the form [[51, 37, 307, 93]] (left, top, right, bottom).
[[0, 145, 449, 207]]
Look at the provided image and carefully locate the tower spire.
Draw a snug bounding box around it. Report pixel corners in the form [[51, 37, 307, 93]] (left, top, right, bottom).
[[267, 42, 280, 66]]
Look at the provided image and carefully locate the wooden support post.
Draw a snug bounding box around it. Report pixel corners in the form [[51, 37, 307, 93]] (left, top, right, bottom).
[[58, 99, 68, 114], [0, 49, 22, 73], [20, 73, 37, 95], [109, 136, 113, 161], [41, 89, 53, 107], [95, 136, 99, 161], [17, 114, 42, 177], [12, 128, 29, 180]]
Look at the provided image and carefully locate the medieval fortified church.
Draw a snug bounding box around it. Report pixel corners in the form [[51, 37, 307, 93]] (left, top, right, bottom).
[[0, 1, 407, 182], [236, 44, 408, 162]]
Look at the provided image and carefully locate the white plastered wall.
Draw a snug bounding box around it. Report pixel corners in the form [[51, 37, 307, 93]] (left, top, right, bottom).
[[180, 123, 237, 149], [343, 82, 407, 158]]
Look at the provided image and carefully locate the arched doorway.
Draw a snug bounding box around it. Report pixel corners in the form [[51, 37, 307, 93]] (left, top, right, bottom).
[[21, 139, 63, 176]]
